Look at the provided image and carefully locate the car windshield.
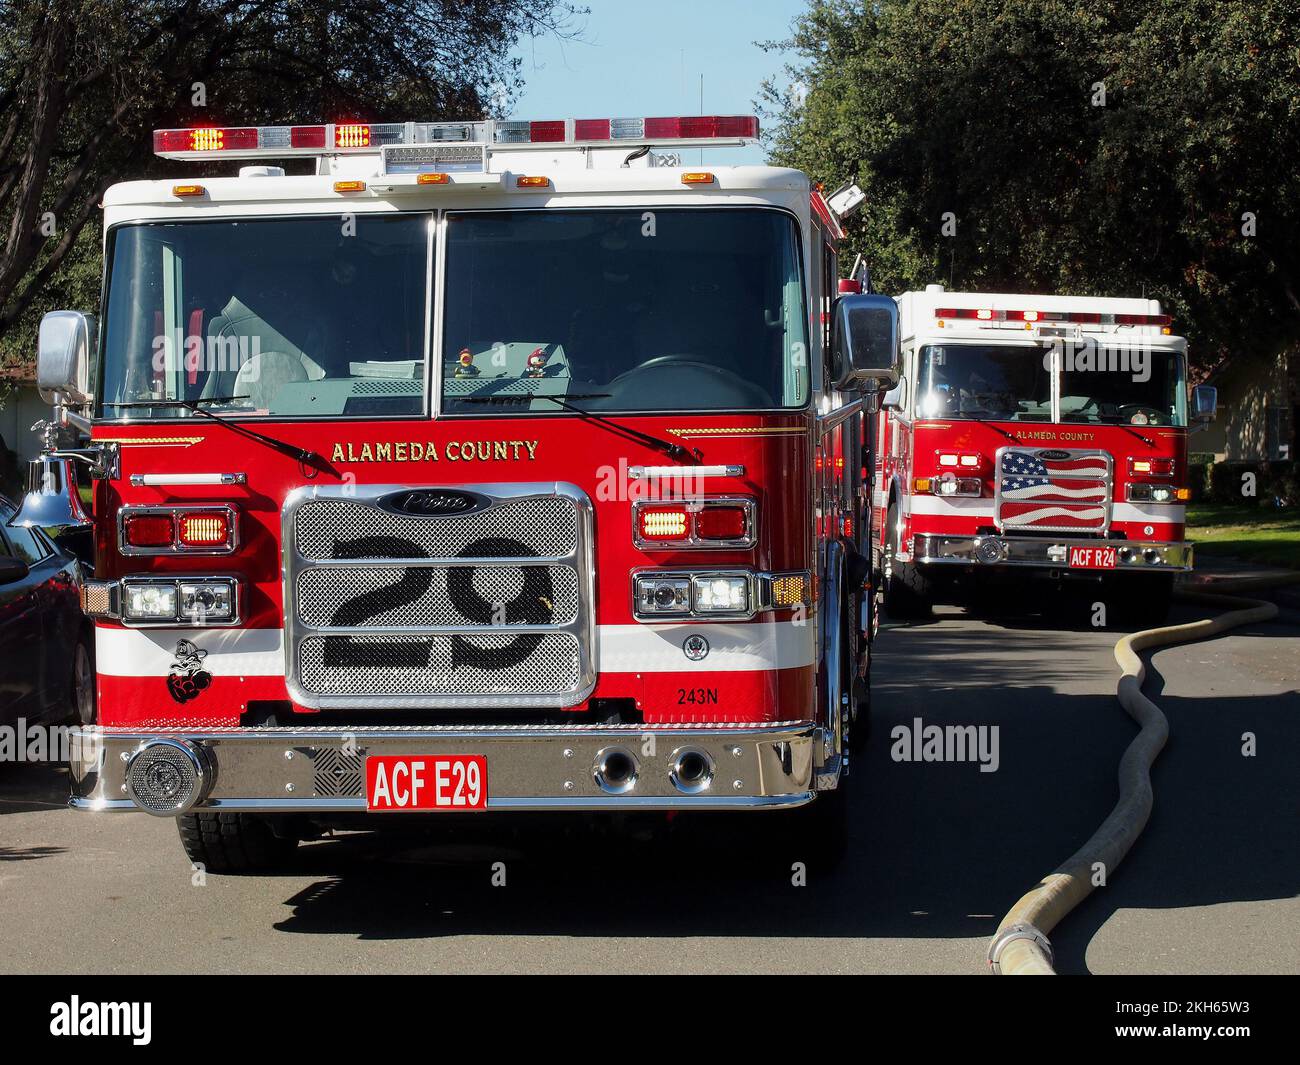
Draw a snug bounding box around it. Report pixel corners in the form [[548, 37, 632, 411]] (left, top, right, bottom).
[[1060, 349, 1187, 426], [98, 215, 430, 419], [915, 344, 1052, 421], [440, 208, 808, 413]]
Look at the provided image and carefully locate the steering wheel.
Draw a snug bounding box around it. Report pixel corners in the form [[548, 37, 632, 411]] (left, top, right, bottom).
[[607, 355, 773, 406], [1117, 403, 1166, 426]]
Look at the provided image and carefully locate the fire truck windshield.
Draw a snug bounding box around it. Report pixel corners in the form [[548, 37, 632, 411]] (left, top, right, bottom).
[[440, 208, 809, 413], [916, 342, 1187, 426], [98, 215, 430, 419], [97, 208, 808, 420], [915, 344, 1052, 422]]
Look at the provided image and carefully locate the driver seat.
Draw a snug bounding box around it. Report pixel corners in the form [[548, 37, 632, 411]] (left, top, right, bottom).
[[201, 295, 324, 404]]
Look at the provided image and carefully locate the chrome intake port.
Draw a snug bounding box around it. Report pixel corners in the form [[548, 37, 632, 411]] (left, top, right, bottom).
[[592, 746, 639, 795], [668, 747, 715, 795], [975, 537, 1008, 563], [1119, 547, 1138, 564], [125, 739, 215, 816], [1143, 549, 1163, 565]]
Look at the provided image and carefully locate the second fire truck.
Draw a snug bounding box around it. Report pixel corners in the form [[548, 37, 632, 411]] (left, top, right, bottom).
[[871, 285, 1217, 623]]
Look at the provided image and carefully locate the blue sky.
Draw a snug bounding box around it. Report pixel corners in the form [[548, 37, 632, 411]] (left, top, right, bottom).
[[507, 0, 810, 163]]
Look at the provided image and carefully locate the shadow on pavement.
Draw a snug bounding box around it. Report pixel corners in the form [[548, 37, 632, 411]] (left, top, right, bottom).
[[0, 762, 71, 817]]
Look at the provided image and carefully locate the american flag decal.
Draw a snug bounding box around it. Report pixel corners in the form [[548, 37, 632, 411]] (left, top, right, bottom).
[[998, 449, 1110, 531]]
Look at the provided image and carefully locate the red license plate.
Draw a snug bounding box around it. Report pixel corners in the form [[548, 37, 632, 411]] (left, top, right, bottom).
[[365, 755, 487, 812], [1068, 545, 1117, 570]]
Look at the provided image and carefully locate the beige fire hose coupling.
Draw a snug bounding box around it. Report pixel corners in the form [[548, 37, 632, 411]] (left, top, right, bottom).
[[988, 574, 1300, 976]]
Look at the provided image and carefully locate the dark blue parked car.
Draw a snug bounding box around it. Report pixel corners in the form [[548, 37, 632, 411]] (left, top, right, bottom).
[[0, 496, 94, 727]]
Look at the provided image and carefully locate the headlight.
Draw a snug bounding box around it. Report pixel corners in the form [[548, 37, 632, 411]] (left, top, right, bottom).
[[1127, 483, 1188, 503], [692, 575, 749, 614], [124, 583, 178, 620], [120, 577, 239, 624], [179, 581, 234, 622], [633, 571, 755, 620], [935, 473, 982, 497], [634, 576, 691, 616]]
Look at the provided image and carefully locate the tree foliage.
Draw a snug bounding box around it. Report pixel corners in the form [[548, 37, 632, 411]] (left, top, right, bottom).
[[0, 0, 581, 369], [762, 0, 1300, 375]]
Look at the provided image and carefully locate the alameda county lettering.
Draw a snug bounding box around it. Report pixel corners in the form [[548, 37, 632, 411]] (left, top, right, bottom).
[[329, 440, 539, 463]]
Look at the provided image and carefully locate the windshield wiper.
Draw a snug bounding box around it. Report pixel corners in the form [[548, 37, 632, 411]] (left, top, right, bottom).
[[1112, 422, 1156, 447], [106, 397, 324, 467], [456, 393, 699, 463], [961, 413, 1023, 444]]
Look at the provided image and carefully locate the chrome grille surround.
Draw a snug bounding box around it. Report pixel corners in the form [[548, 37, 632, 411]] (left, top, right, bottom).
[[283, 482, 595, 709]]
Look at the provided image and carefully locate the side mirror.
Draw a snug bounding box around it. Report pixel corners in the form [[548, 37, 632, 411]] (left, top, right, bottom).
[[37, 310, 95, 405], [1191, 384, 1217, 426], [831, 294, 900, 392], [0, 556, 30, 585]]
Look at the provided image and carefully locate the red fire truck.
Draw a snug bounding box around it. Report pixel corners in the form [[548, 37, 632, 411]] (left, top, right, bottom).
[[871, 285, 1217, 622], [13, 115, 898, 869]]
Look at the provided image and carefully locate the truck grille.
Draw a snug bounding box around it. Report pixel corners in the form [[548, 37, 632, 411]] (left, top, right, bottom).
[[995, 447, 1112, 534], [284, 484, 594, 709]]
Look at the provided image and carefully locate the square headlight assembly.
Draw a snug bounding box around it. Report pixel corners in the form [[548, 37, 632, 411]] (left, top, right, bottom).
[[179, 581, 234, 623], [1128, 482, 1177, 503], [635, 575, 691, 616], [121, 578, 237, 624], [691, 575, 750, 615], [123, 582, 179, 621]]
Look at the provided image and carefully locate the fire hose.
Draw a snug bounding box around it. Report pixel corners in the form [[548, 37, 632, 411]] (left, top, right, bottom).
[[988, 574, 1300, 975]]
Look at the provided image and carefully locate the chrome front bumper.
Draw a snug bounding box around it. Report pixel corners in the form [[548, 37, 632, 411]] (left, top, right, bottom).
[[913, 534, 1193, 571], [68, 722, 818, 814]]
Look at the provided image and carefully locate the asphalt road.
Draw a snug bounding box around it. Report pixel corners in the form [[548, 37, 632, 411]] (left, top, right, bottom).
[[2, 594, 1296, 975]]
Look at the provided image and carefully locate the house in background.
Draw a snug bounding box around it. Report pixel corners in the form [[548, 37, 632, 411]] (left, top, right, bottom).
[[1194, 351, 1295, 462], [0, 367, 48, 490]]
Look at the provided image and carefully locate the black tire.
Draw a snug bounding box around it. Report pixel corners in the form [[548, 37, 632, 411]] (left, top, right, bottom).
[[847, 583, 871, 749], [70, 631, 96, 726], [178, 812, 298, 874], [882, 503, 931, 619]]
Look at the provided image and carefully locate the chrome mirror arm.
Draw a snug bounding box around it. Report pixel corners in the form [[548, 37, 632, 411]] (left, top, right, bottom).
[[32, 396, 118, 480]]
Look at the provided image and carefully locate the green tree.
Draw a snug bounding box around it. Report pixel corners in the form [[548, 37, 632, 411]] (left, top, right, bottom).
[[762, 0, 1300, 376], [0, 0, 581, 370]]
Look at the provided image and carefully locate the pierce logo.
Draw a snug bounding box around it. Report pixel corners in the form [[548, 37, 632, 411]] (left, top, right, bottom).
[[381, 488, 484, 516], [167, 639, 212, 704]]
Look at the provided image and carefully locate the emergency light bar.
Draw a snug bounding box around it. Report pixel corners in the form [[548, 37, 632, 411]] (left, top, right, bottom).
[[934, 306, 1172, 332], [153, 116, 760, 161]]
